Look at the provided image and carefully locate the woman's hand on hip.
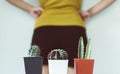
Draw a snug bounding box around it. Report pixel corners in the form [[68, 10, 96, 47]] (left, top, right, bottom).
[[30, 7, 44, 18], [79, 11, 91, 22]]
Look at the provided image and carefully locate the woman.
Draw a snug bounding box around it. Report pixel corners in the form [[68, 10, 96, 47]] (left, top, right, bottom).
[[7, 0, 115, 74]]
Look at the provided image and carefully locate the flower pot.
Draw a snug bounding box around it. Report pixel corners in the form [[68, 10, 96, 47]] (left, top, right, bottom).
[[74, 59, 94, 74], [24, 56, 43, 74], [48, 60, 68, 74]]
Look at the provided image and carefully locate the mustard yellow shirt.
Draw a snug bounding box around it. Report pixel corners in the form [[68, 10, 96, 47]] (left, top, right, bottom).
[[35, 0, 85, 29]]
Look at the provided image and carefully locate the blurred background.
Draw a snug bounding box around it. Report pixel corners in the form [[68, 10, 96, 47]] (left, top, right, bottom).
[[0, 0, 120, 74]]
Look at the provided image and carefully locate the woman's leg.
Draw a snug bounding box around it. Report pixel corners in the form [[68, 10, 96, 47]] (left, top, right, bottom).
[[42, 65, 49, 74], [42, 66, 74, 74], [68, 67, 74, 74]]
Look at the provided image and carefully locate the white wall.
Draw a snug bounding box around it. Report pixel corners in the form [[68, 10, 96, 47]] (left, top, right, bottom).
[[82, 0, 120, 74], [0, 0, 120, 74]]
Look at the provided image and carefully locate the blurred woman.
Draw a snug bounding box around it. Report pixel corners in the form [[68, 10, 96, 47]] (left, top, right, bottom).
[[7, 0, 115, 74]]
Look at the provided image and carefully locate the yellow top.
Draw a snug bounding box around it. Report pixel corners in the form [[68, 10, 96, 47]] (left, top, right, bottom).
[[35, 0, 85, 29]]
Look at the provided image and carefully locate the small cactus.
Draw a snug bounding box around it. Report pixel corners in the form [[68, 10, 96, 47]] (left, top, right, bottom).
[[48, 49, 68, 60], [28, 45, 41, 57]]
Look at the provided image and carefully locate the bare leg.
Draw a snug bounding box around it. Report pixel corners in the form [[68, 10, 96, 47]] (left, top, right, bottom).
[[42, 65, 74, 74], [68, 67, 74, 74], [42, 65, 49, 74]]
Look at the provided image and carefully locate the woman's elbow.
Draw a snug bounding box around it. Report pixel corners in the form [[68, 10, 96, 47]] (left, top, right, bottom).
[[111, 0, 116, 3], [7, 0, 14, 2], [103, 0, 116, 4], [107, 0, 116, 3], [7, 0, 23, 3], [7, 0, 16, 3], [109, 0, 116, 5]]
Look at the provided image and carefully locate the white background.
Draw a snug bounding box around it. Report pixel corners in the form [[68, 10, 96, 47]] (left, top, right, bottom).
[[0, 0, 120, 74]]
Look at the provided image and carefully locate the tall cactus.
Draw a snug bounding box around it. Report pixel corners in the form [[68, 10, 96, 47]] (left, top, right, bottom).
[[85, 38, 91, 59], [78, 37, 91, 59], [78, 37, 84, 59]]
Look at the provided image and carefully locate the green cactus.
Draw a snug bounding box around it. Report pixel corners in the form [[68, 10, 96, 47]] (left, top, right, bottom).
[[28, 45, 41, 57], [78, 37, 84, 59], [48, 49, 68, 60], [85, 38, 91, 59], [78, 37, 91, 59]]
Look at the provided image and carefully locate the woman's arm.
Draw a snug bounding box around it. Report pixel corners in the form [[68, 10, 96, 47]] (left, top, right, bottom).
[[80, 0, 116, 21], [7, 0, 34, 13], [7, 0, 44, 17], [88, 0, 116, 17]]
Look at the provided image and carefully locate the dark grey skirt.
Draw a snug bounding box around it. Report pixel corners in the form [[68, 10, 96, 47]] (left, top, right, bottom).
[[31, 26, 87, 67]]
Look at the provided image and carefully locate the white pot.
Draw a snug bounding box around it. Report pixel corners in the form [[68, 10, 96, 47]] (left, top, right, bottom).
[[48, 60, 68, 74]]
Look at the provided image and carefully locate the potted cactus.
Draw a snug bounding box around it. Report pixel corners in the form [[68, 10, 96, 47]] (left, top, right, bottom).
[[74, 37, 94, 74], [48, 49, 69, 74], [24, 45, 43, 74]]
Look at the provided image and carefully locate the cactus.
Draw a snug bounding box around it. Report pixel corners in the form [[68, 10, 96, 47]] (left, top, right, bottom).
[[78, 37, 91, 59], [48, 49, 68, 60], [28, 45, 41, 57], [85, 38, 91, 59], [78, 37, 84, 59]]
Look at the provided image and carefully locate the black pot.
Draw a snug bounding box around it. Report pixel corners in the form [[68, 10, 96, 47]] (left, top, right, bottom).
[[24, 56, 43, 74]]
